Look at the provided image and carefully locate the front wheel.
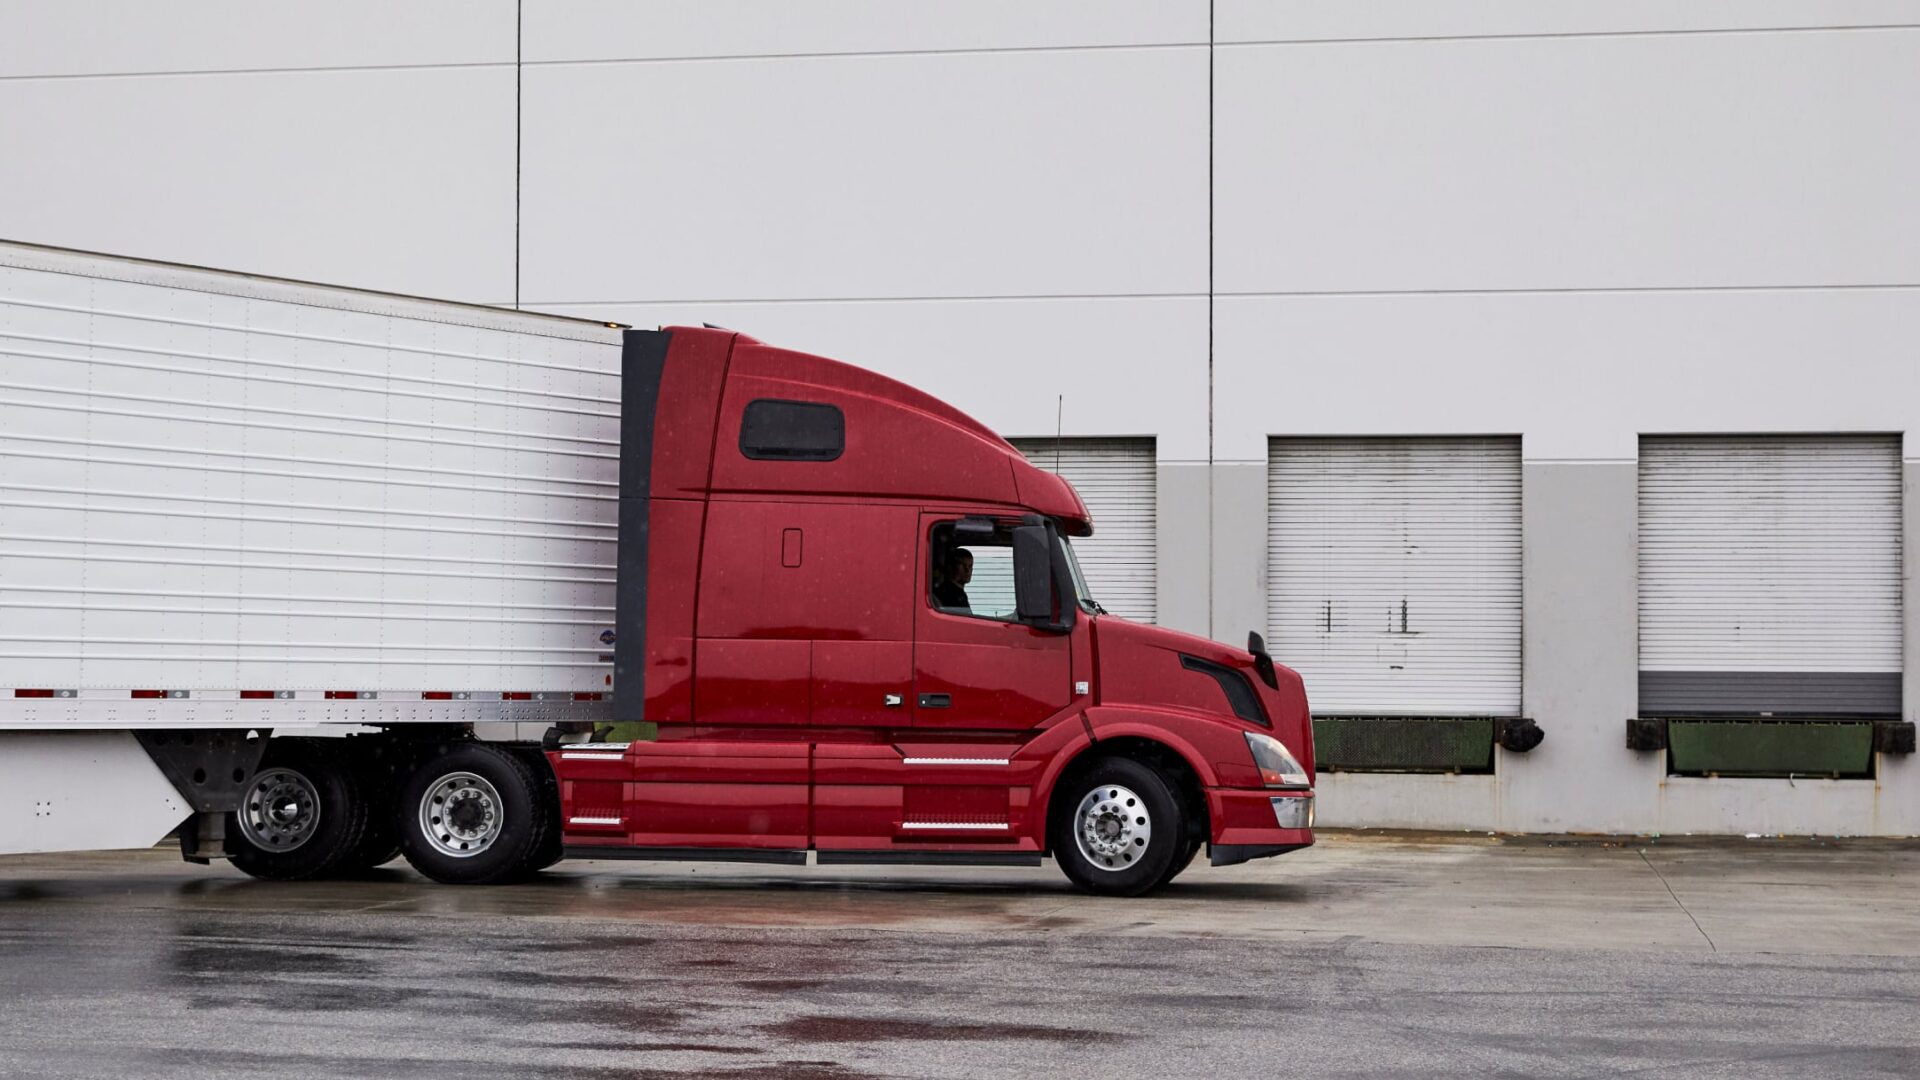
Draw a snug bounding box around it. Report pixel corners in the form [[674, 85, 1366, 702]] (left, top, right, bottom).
[[396, 743, 555, 885], [1050, 757, 1186, 897]]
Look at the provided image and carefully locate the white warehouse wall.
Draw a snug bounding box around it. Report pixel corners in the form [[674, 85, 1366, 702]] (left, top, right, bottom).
[[3, 1, 1919, 834]]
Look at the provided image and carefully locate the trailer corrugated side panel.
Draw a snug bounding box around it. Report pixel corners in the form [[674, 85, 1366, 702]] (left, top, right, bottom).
[[0, 242, 625, 729]]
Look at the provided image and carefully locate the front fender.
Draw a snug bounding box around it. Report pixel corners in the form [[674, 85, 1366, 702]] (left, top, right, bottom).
[[1081, 705, 1266, 789], [1026, 705, 1270, 848]]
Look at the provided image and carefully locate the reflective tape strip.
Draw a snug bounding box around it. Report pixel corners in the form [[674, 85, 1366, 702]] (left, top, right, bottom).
[[899, 822, 1010, 830], [568, 816, 623, 826], [900, 757, 1010, 766]]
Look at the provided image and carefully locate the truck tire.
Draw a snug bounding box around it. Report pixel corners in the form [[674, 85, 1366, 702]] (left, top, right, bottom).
[[396, 743, 555, 885], [227, 740, 370, 881], [344, 815, 402, 872], [518, 748, 566, 872], [1050, 757, 1186, 897], [1155, 838, 1203, 890]]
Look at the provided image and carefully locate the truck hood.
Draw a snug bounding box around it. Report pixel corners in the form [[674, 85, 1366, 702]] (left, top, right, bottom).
[[1091, 616, 1315, 771]]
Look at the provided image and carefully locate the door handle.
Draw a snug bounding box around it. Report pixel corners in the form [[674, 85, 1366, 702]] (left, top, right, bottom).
[[884, 694, 904, 707], [918, 693, 952, 709]]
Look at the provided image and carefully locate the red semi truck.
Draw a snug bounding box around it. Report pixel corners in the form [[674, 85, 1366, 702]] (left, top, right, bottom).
[[544, 327, 1317, 896], [0, 244, 1313, 897]]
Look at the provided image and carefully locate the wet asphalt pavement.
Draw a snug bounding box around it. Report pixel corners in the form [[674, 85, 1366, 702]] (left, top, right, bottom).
[[2, 837, 1918, 1078]]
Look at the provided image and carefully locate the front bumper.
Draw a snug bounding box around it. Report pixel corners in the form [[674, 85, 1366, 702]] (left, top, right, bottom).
[[1206, 787, 1314, 865]]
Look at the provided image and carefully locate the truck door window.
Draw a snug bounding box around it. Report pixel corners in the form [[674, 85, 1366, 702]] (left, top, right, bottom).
[[929, 522, 1018, 621]]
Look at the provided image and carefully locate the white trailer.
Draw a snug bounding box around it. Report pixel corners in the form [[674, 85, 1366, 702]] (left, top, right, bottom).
[[0, 240, 624, 872]]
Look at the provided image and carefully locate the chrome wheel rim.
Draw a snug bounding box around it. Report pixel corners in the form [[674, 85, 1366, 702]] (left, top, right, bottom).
[[237, 768, 321, 852], [419, 771, 504, 858], [1074, 784, 1152, 872]]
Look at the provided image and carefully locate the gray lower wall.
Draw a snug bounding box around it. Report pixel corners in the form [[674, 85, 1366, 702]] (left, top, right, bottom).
[[1209, 463, 1269, 645], [1507, 461, 1653, 833], [1155, 462, 1212, 638]]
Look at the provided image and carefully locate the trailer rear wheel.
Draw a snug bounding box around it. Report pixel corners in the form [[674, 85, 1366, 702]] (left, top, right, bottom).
[[344, 818, 402, 872], [1050, 757, 1185, 897], [397, 743, 555, 885], [227, 740, 369, 881]]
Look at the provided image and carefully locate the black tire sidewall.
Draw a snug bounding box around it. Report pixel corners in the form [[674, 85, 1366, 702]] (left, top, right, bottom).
[[227, 741, 367, 881], [1051, 758, 1184, 897], [396, 744, 544, 885]]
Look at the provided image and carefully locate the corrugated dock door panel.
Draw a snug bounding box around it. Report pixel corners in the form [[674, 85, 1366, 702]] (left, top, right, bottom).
[[1639, 435, 1903, 716], [1011, 437, 1157, 625], [1267, 436, 1522, 716]]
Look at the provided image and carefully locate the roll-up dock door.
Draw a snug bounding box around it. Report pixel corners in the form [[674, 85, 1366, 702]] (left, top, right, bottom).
[[1267, 437, 1523, 716], [1011, 437, 1157, 624], [1639, 435, 1903, 716]]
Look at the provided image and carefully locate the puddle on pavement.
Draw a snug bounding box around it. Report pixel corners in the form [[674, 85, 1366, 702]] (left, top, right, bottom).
[[763, 1014, 1109, 1044]]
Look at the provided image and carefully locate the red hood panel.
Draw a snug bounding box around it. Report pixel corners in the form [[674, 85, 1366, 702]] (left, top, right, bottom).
[[1093, 617, 1315, 777]]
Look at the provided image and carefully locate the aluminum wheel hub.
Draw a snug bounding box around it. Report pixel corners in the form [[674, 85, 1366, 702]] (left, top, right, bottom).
[[237, 768, 321, 851], [419, 771, 504, 858], [1074, 784, 1152, 872]]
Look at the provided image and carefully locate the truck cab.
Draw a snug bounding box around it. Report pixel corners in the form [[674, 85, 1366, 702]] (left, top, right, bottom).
[[548, 327, 1315, 896]]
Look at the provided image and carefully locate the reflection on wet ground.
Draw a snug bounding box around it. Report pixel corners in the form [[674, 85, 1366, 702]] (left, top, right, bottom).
[[2, 838, 1918, 1078]]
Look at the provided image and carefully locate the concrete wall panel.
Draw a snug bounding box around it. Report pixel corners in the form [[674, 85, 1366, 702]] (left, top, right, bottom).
[[520, 47, 1207, 304], [1213, 291, 1920, 462], [1216, 29, 1920, 292], [524, 1, 1204, 62], [0, 1, 511, 77], [0, 68, 516, 299]]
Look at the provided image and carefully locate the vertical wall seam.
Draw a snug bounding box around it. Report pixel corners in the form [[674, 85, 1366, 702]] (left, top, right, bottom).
[[514, 0, 523, 310], [1206, 0, 1216, 635]]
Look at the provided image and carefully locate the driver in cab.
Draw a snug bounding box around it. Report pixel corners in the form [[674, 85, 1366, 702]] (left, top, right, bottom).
[[933, 547, 972, 611]]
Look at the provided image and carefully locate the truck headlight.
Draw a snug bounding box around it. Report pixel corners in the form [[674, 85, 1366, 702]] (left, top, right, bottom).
[[1244, 731, 1310, 789]]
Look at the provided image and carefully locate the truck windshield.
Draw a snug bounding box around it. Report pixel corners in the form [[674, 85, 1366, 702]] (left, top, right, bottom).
[[1059, 535, 1102, 615]]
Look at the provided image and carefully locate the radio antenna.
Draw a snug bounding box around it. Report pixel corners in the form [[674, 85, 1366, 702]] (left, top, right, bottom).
[[1054, 394, 1064, 472]]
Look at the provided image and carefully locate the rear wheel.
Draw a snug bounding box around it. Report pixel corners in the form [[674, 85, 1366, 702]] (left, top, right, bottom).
[[344, 814, 402, 871], [1050, 757, 1185, 897], [396, 743, 555, 885], [227, 740, 369, 881]]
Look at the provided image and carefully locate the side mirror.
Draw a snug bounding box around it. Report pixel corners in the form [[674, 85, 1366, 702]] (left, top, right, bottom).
[[1011, 524, 1055, 625], [1247, 631, 1279, 689]]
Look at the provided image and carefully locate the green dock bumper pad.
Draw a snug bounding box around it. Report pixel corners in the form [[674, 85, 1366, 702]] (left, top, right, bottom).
[[1313, 717, 1496, 773], [1667, 720, 1875, 778]]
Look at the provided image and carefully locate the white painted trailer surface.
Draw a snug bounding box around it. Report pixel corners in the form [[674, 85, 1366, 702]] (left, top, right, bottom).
[[0, 240, 625, 853]]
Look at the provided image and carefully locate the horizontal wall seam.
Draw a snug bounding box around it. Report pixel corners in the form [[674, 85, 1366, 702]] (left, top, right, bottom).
[[11, 22, 1914, 84], [0, 40, 1213, 84], [525, 281, 1920, 309], [1217, 23, 1920, 49]]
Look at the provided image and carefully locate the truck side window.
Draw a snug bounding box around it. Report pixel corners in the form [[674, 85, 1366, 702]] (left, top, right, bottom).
[[740, 399, 844, 461], [929, 521, 1019, 621]]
